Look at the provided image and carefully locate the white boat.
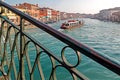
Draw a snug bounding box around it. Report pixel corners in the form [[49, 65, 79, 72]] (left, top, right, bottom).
[[60, 20, 83, 29]]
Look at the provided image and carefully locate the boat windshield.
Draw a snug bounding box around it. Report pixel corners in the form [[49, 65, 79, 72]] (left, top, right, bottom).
[[65, 23, 69, 26]]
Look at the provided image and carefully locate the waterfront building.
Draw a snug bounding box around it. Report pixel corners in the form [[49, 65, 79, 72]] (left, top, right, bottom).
[[51, 9, 58, 22], [112, 11, 120, 22], [66, 13, 79, 19], [14, 3, 40, 20], [6, 2, 82, 23], [60, 12, 81, 20], [1, 8, 16, 23], [1, 7, 27, 24], [60, 12, 68, 20], [95, 7, 120, 21], [39, 8, 47, 22], [13, 3, 61, 23], [56, 11, 61, 21], [12, 6, 28, 24], [40, 7, 52, 22], [51, 9, 60, 22]]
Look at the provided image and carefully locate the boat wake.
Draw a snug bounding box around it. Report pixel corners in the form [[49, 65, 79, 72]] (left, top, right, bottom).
[[58, 29, 64, 32]]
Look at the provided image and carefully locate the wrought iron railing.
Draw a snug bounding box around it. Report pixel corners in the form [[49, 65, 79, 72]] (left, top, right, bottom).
[[0, 1, 120, 80]]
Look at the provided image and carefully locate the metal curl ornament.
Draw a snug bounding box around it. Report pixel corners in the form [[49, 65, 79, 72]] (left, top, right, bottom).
[[61, 46, 81, 68]]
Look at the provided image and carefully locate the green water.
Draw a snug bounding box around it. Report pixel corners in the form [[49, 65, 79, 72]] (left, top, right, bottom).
[[25, 18, 120, 80]]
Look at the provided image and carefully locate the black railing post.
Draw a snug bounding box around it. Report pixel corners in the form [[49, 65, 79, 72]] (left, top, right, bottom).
[[0, 1, 120, 80], [20, 17, 25, 80], [20, 17, 22, 80]]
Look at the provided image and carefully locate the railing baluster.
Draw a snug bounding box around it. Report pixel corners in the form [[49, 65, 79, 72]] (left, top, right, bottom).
[[36, 46, 45, 80], [0, 1, 120, 80], [20, 17, 25, 80], [24, 41, 33, 79], [50, 57, 56, 80]]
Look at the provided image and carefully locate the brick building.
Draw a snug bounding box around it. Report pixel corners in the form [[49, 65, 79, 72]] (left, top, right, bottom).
[[39, 8, 52, 22], [51, 9, 60, 21], [11, 3, 62, 23], [14, 3, 40, 20]]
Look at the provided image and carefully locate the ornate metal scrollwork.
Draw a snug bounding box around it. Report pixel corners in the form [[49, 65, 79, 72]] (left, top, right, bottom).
[[1, 1, 119, 80], [0, 12, 89, 80], [61, 46, 81, 68]]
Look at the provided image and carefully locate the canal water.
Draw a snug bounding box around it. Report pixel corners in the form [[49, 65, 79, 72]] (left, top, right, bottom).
[[26, 18, 120, 80]]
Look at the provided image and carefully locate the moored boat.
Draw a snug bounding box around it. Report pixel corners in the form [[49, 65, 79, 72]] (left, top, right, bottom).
[[60, 20, 83, 29]]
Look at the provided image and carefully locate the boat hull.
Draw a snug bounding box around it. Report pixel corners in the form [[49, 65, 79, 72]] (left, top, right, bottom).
[[60, 22, 83, 29]]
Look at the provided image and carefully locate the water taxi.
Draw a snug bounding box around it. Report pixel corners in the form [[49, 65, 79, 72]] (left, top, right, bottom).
[[60, 20, 83, 29]]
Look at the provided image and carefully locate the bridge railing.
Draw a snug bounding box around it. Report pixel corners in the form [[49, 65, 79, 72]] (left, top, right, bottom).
[[0, 1, 120, 80]]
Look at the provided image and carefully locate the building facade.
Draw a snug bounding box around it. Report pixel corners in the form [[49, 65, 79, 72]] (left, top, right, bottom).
[[39, 8, 52, 22], [14, 3, 40, 20]]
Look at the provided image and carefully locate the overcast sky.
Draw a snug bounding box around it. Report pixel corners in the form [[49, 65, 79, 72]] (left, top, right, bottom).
[[5, 0, 120, 14]]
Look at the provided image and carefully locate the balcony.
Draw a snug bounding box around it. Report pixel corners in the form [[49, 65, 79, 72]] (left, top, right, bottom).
[[0, 1, 120, 80]]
